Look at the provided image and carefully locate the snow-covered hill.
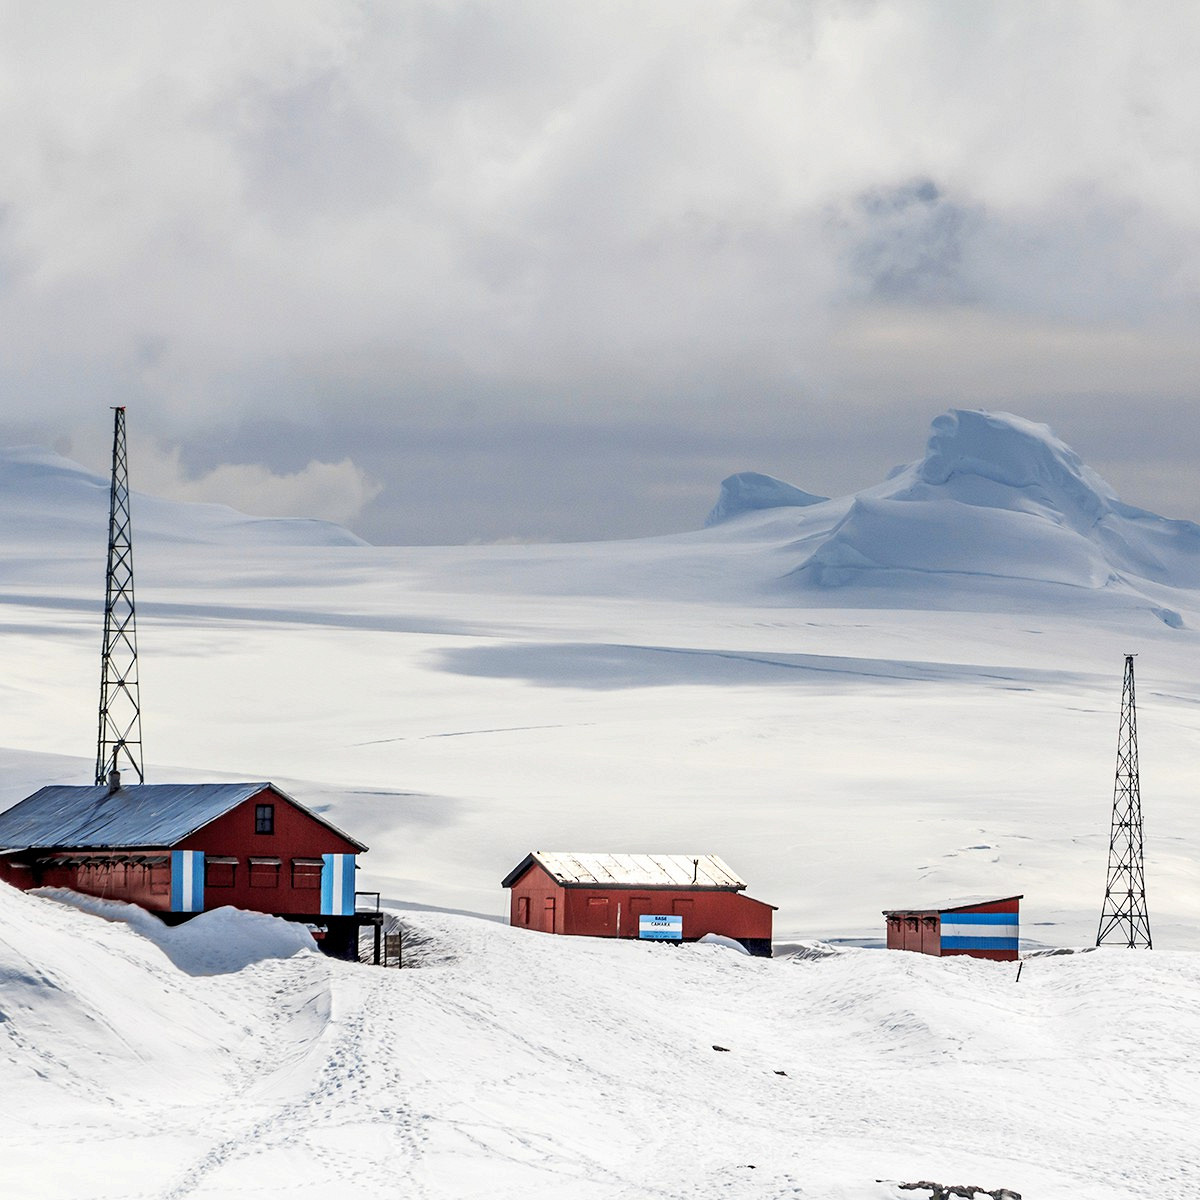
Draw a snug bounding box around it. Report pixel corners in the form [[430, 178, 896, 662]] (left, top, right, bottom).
[[1, 884, 1194, 1200], [0, 445, 366, 548]]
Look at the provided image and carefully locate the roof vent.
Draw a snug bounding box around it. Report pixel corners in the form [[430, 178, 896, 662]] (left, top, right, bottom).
[[107, 769, 121, 795]]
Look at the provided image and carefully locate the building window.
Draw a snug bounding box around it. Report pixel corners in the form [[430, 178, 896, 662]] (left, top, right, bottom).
[[292, 859, 323, 889], [249, 859, 281, 888], [255, 804, 275, 834], [206, 859, 237, 888]]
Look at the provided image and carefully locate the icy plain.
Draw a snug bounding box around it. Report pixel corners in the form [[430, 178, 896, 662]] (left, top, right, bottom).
[[1, 409, 1198, 1197]]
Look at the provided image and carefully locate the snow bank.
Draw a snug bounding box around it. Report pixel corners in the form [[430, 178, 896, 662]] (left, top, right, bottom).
[[2, 902, 1196, 1199], [697, 930, 752, 953], [36, 888, 318, 974]]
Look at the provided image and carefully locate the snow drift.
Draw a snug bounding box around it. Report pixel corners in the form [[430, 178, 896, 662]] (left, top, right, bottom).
[[0, 889, 1196, 1199]]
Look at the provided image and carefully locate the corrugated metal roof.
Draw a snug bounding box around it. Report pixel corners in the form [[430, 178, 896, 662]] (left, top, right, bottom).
[[0, 782, 366, 852], [882, 894, 1023, 917], [505, 851, 746, 890]]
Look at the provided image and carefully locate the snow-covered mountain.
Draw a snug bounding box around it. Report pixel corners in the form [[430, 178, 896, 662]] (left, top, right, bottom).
[[705, 469, 828, 524], [705, 409, 1200, 614]]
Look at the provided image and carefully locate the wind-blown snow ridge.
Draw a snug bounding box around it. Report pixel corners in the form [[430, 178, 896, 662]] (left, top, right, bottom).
[[705, 471, 828, 526], [708, 410, 1200, 606], [0, 445, 367, 547]]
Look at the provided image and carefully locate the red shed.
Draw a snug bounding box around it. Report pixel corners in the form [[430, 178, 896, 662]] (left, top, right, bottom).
[[0, 778, 374, 959], [883, 895, 1022, 962], [502, 851, 776, 957]]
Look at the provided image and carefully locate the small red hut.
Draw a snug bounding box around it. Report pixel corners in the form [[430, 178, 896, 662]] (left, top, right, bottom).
[[502, 851, 775, 956], [883, 895, 1022, 962], [0, 778, 372, 958]]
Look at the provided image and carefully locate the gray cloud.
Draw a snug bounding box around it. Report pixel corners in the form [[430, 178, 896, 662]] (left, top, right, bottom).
[[2, 3, 1200, 541]]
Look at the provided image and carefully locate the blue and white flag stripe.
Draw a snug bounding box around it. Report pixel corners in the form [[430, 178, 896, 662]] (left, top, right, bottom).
[[170, 850, 205, 913], [941, 936, 1020, 951], [321, 853, 357, 915], [941, 911, 1018, 951], [941, 911, 1018, 925], [941, 921, 1019, 941]]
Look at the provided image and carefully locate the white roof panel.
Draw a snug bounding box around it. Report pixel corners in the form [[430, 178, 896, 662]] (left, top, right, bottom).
[[882, 894, 1022, 916], [528, 851, 746, 890]]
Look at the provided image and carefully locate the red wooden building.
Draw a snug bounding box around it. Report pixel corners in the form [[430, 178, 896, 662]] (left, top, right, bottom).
[[883, 895, 1022, 962], [502, 851, 776, 956], [0, 778, 374, 959]]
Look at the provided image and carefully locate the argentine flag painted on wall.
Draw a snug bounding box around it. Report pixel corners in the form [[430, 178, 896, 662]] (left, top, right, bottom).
[[170, 850, 204, 913], [940, 910, 1019, 952], [321, 853, 357, 916]]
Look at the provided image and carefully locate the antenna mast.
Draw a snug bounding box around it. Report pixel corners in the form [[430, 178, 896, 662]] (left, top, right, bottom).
[[1096, 654, 1151, 948], [95, 407, 144, 785]]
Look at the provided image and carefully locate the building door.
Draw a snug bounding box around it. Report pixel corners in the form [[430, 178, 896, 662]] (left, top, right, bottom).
[[585, 895, 612, 934], [672, 898, 694, 938], [542, 895, 556, 933], [627, 895, 653, 938], [923, 917, 940, 955]]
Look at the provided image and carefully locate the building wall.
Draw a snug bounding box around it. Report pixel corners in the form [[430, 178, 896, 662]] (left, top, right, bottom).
[[886, 914, 941, 955], [1, 787, 362, 919], [19, 855, 170, 908], [939, 898, 1020, 962], [0, 860, 34, 891], [507, 864, 774, 947], [507, 864, 563, 934], [175, 789, 361, 917], [886, 898, 1020, 962]]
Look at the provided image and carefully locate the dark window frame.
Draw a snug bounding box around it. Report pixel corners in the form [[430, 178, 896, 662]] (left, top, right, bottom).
[[205, 859, 237, 888], [249, 859, 281, 888], [292, 859, 323, 889]]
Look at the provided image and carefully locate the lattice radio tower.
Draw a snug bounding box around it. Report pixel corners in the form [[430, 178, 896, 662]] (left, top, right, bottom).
[[1096, 654, 1151, 947], [95, 407, 144, 785]]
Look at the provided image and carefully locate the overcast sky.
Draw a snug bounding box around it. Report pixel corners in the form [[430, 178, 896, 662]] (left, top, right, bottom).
[[3, 2, 1199, 544]]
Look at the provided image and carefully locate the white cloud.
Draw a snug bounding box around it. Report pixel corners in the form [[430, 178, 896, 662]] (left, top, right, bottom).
[[4, 2, 1200, 538], [123, 438, 381, 526]]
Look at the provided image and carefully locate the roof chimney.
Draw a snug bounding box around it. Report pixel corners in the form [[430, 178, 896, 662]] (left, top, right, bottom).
[[107, 769, 121, 795]]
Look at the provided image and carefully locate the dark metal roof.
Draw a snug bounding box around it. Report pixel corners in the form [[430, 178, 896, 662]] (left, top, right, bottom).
[[0, 782, 367, 852]]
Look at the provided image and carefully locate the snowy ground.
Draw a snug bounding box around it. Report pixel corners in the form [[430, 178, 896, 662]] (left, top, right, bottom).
[[2, 412, 1199, 1195], [1, 480, 1199, 946], [1, 886, 1194, 1200]]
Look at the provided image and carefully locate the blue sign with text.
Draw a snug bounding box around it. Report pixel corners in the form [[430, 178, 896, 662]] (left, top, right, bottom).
[[639, 914, 683, 940]]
